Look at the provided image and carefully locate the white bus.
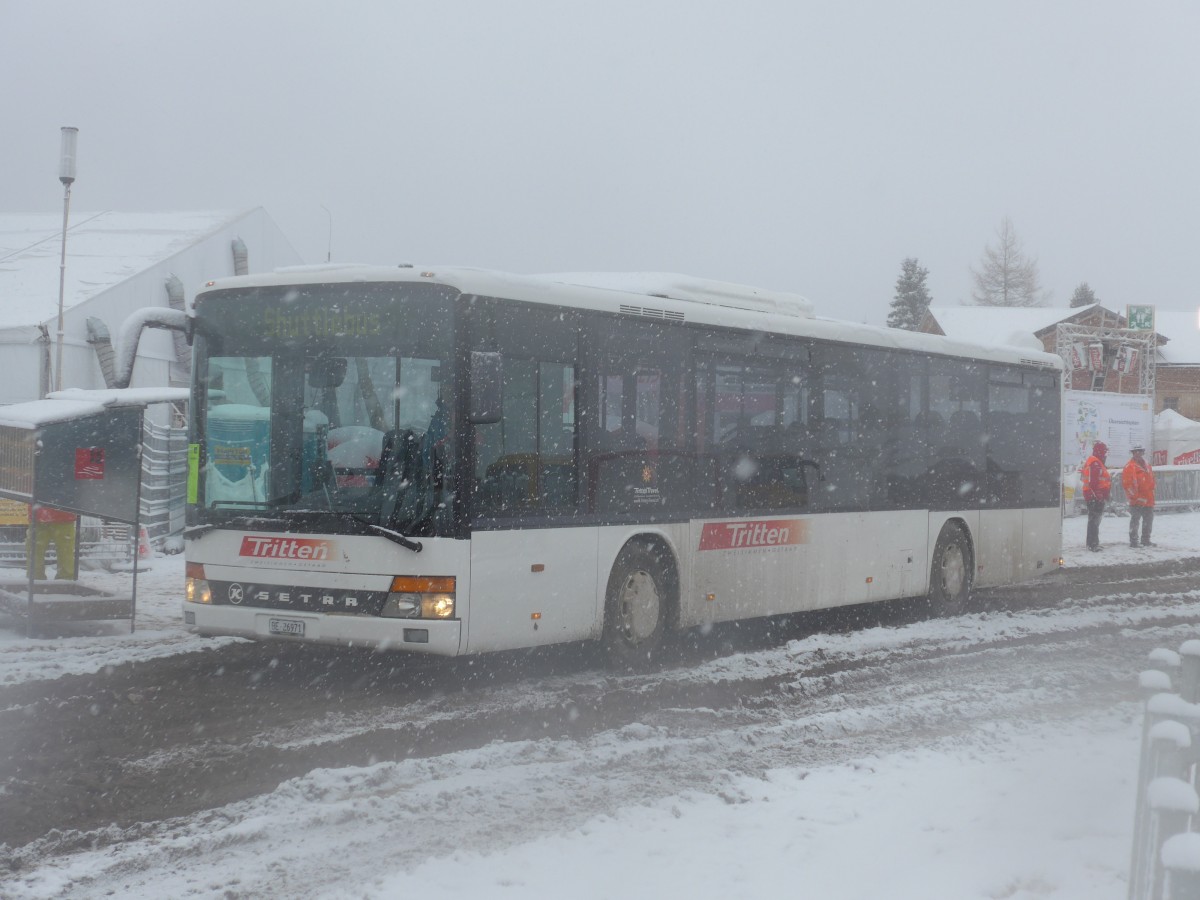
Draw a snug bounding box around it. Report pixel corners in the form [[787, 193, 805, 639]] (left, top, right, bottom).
[[183, 267, 1062, 665]]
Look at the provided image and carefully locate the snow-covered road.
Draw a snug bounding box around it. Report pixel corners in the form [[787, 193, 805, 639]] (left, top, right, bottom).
[[1, 511, 1199, 899]]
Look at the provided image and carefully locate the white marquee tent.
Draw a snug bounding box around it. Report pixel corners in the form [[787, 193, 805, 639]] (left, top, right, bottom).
[[0, 208, 301, 407], [1153, 408, 1200, 466]]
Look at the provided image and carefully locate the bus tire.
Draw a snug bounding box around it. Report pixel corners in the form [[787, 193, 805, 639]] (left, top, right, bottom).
[[928, 523, 972, 616], [602, 542, 676, 669]]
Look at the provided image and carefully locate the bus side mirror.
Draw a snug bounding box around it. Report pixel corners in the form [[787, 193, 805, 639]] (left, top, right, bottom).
[[469, 351, 503, 424]]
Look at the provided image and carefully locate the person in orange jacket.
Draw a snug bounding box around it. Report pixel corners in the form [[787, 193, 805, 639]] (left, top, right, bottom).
[[1121, 445, 1155, 548], [26, 505, 78, 580], [1081, 441, 1111, 551]]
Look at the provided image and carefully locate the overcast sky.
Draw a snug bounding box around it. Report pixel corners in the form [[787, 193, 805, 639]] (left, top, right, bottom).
[[4, 0, 1199, 324]]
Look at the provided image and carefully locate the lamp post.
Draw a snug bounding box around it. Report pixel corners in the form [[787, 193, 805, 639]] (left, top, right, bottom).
[[54, 126, 78, 393], [320, 204, 332, 262]]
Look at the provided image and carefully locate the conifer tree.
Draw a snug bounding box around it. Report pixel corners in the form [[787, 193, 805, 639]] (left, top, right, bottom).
[[1069, 282, 1097, 308], [887, 257, 932, 330], [969, 218, 1048, 307]]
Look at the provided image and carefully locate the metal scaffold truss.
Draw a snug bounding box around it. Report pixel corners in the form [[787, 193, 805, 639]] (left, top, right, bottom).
[[1054, 322, 1156, 396]]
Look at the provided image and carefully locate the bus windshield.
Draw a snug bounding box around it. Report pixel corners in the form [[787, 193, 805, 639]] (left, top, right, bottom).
[[190, 282, 457, 536]]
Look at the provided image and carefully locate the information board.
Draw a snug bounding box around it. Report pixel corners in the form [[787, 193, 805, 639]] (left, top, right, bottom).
[[1063, 390, 1154, 475]]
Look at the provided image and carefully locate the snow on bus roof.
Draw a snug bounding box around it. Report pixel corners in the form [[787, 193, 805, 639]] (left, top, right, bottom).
[[534, 271, 816, 319], [200, 265, 1062, 369]]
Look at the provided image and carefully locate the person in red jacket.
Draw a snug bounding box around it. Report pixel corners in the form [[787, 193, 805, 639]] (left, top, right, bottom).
[[1081, 441, 1111, 552], [26, 505, 78, 581], [1121, 445, 1155, 548]]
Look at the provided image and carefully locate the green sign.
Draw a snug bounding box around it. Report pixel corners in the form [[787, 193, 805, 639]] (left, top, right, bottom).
[[187, 443, 200, 504], [1127, 305, 1155, 331]]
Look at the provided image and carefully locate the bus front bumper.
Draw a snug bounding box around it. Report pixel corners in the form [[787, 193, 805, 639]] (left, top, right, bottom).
[[183, 602, 463, 654]]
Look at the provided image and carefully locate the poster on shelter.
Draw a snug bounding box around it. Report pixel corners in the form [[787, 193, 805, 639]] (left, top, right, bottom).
[[74, 447, 106, 480], [1063, 390, 1153, 476], [0, 497, 28, 525]]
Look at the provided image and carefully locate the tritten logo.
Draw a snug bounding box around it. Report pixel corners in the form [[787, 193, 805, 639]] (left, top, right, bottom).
[[239, 535, 336, 561], [698, 519, 806, 551]]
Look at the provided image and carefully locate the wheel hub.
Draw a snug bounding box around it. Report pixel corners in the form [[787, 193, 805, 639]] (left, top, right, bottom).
[[942, 545, 966, 596], [619, 570, 661, 643]]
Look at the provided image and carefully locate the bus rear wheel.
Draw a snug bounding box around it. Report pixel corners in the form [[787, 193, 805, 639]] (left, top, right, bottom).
[[928, 523, 972, 616], [602, 542, 676, 669]]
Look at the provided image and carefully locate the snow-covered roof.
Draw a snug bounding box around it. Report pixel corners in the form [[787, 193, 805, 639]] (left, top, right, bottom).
[[924, 305, 1097, 344], [1154, 310, 1200, 364], [47, 387, 191, 407], [0, 209, 252, 330], [0, 398, 112, 429], [927, 304, 1200, 365], [0, 387, 191, 429]]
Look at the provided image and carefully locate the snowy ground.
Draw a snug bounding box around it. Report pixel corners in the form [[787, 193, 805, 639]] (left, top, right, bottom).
[[1, 510, 1197, 899]]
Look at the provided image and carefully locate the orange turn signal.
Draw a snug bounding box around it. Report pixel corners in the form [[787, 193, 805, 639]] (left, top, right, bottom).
[[390, 576, 456, 593]]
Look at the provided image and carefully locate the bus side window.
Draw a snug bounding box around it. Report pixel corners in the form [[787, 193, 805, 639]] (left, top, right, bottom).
[[587, 316, 689, 514], [696, 353, 812, 513], [470, 301, 580, 519]]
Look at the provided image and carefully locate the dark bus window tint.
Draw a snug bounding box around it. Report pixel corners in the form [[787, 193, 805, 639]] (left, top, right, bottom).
[[985, 365, 1061, 508], [471, 303, 580, 518], [927, 360, 986, 508], [809, 346, 894, 511], [868, 352, 926, 510], [586, 316, 693, 515], [697, 353, 814, 512], [986, 371, 1027, 506], [1025, 371, 1061, 506]]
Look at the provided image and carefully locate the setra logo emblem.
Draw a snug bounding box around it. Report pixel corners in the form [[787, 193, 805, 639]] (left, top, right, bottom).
[[698, 519, 807, 551], [228, 583, 244, 604]]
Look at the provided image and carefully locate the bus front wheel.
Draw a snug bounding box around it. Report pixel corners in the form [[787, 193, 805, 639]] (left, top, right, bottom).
[[927, 523, 972, 616], [602, 542, 676, 669]]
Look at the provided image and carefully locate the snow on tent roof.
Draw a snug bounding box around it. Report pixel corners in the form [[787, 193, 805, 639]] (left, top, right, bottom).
[[0, 209, 249, 330]]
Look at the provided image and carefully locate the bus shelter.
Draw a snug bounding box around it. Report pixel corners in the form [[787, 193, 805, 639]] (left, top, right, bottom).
[[0, 396, 153, 635]]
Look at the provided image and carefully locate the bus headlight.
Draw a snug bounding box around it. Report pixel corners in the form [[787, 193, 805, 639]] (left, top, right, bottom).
[[185, 562, 212, 604], [382, 576, 456, 619]]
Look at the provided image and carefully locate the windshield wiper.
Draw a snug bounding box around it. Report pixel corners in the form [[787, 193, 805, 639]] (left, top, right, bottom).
[[342, 513, 423, 552]]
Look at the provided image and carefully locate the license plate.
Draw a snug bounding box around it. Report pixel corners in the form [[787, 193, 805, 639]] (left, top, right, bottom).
[[268, 617, 305, 636]]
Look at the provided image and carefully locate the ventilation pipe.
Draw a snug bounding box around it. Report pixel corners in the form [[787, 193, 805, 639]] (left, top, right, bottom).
[[112, 307, 189, 389], [37, 325, 52, 398], [231, 237, 248, 276], [86, 317, 118, 388], [244, 357, 271, 406], [164, 274, 191, 381]]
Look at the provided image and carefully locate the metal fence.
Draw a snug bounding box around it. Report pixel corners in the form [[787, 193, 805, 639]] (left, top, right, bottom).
[[140, 419, 188, 544], [1111, 467, 1200, 512], [1068, 465, 1200, 517], [0, 517, 133, 570], [1129, 644, 1200, 899]]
